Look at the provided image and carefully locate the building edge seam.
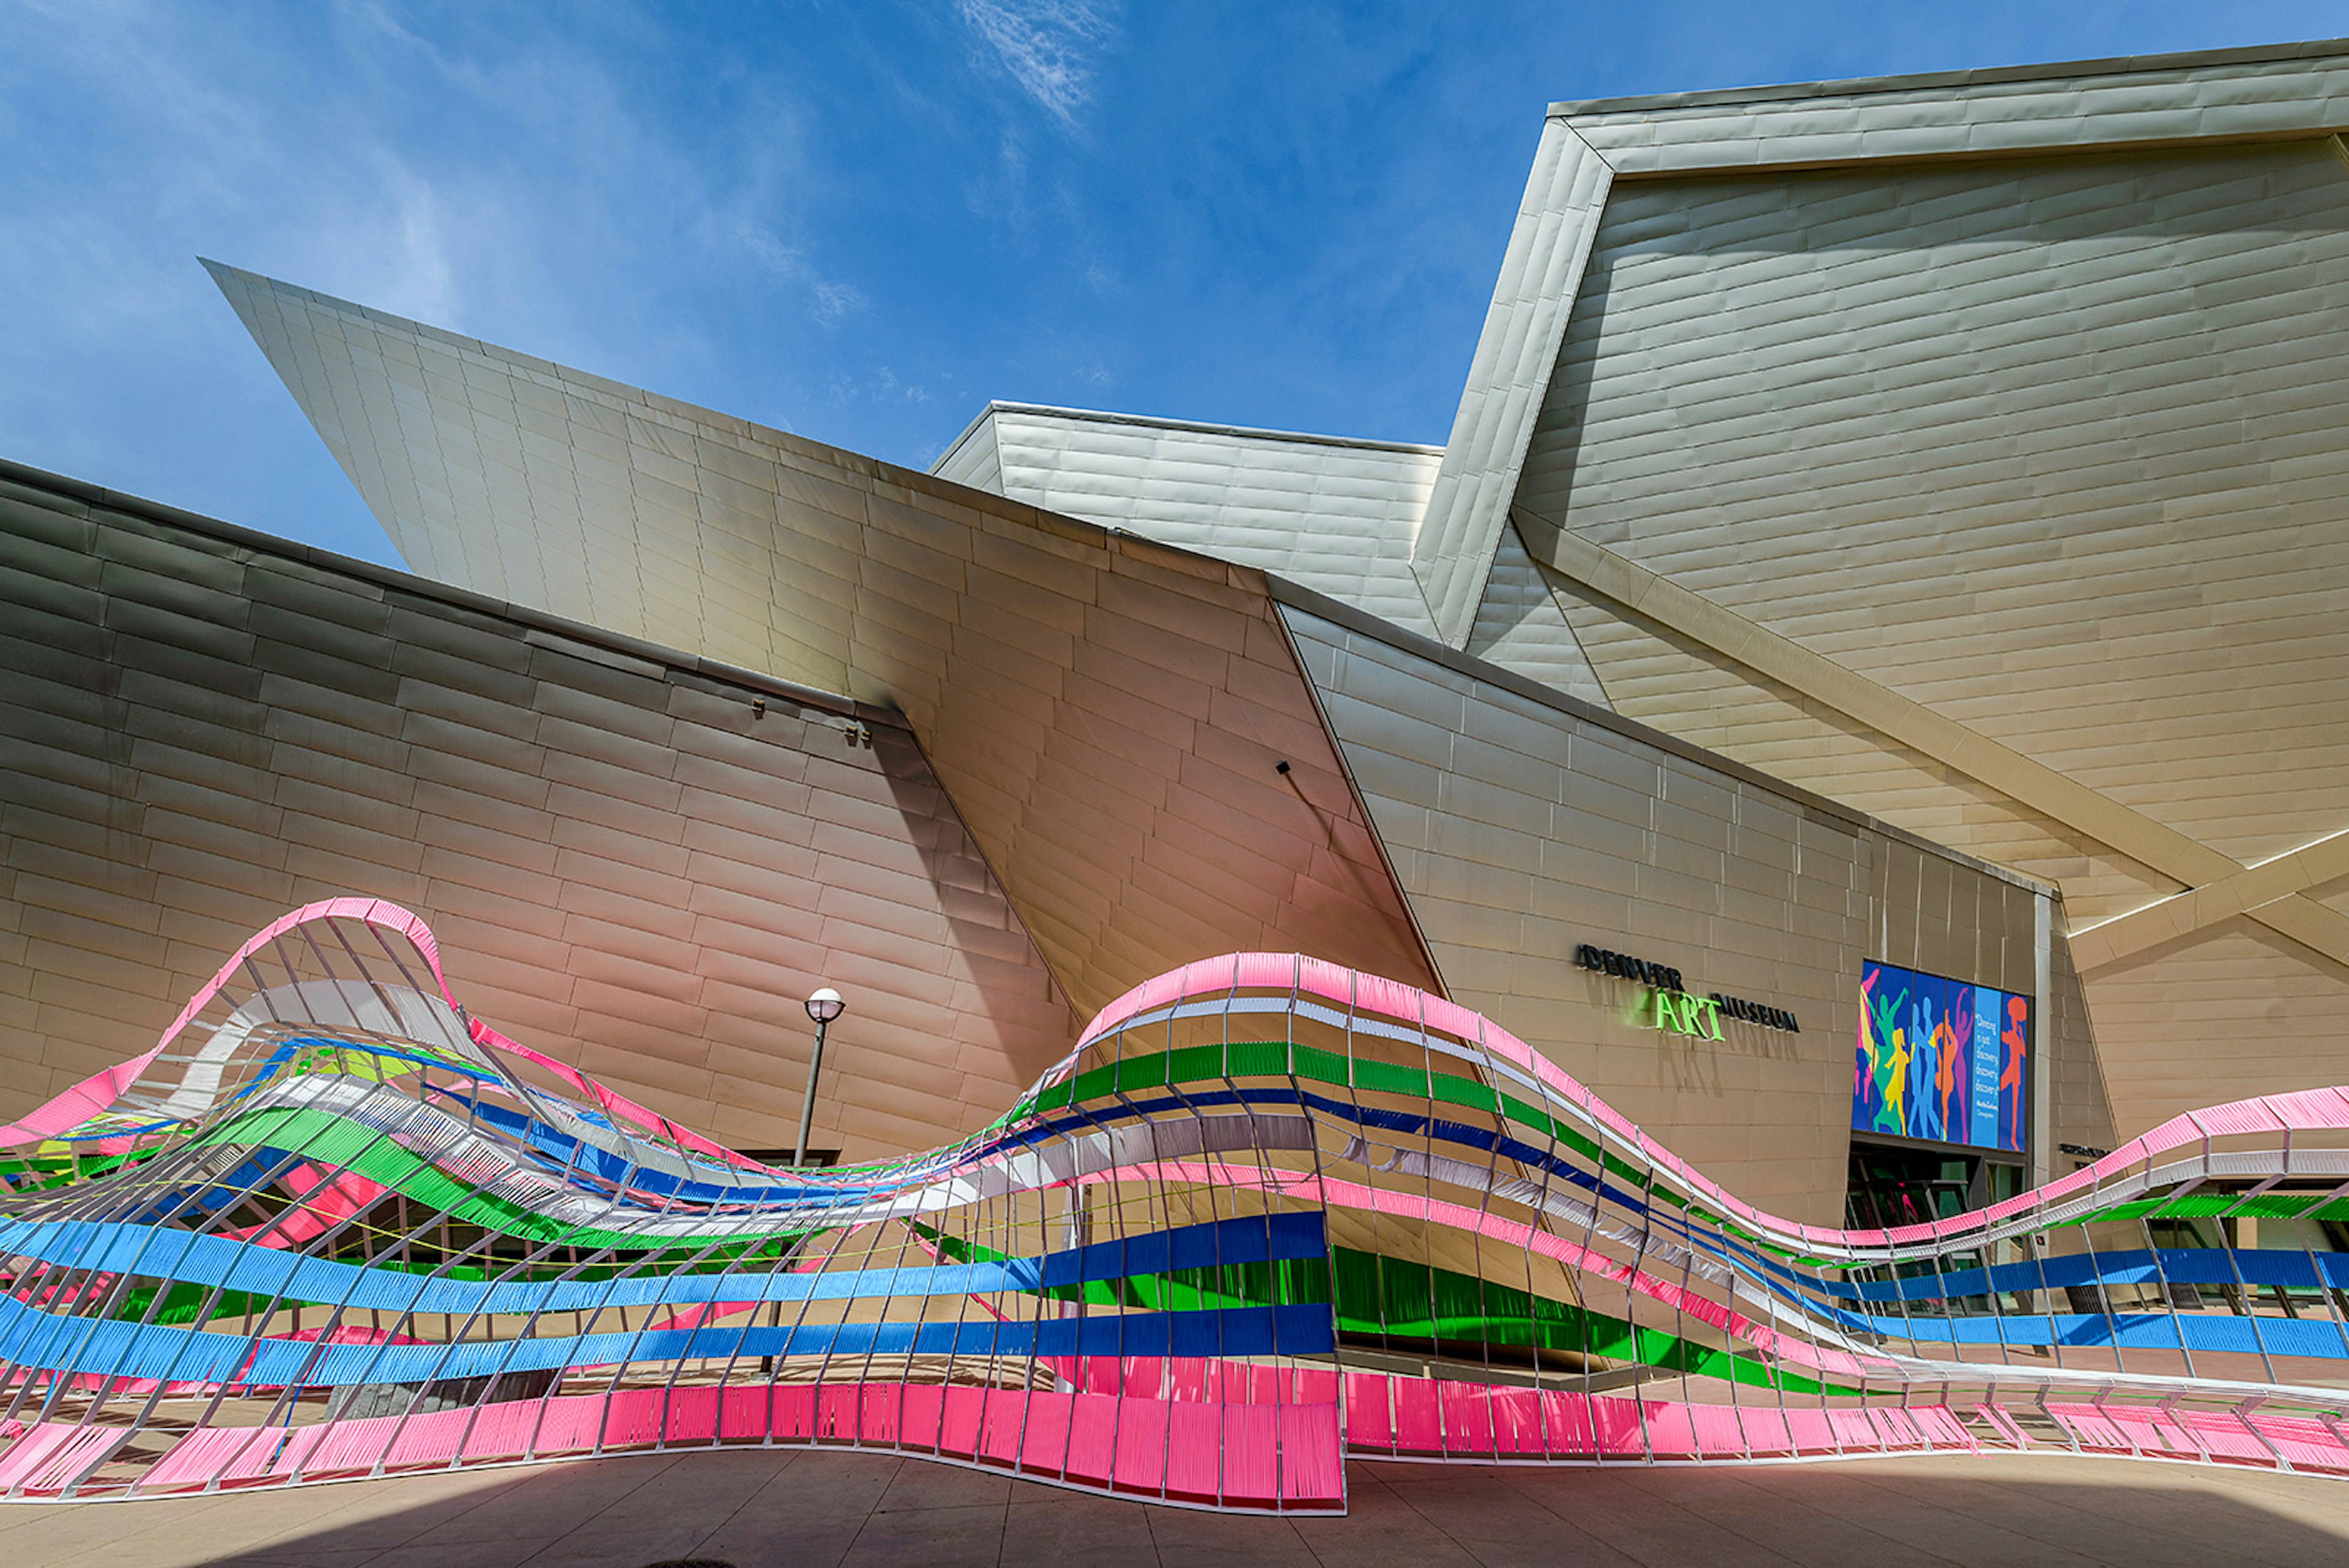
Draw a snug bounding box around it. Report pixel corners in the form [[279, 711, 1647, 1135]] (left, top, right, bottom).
[[1266, 600, 1452, 1003], [1546, 34, 2349, 117]]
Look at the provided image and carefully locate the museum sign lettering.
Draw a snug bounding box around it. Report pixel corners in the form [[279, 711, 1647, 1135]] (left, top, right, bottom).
[[1573, 943, 1800, 1039]]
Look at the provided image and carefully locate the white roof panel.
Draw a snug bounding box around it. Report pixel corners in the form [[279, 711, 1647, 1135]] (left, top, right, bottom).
[[937, 403, 1445, 637]]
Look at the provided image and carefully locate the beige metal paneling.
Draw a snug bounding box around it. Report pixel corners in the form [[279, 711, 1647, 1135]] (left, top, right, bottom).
[[2082, 913, 2349, 1139], [932, 404, 1616, 708], [1513, 511, 2216, 929], [1517, 137, 2349, 880], [929, 409, 1003, 496], [1496, 109, 2349, 1146], [1281, 600, 2078, 1221], [1560, 40, 2349, 177], [1463, 515, 1610, 705], [0, 462, 1074, 1161], [2070, 828, 2349, 973], [2047, 934, 2117, 1165], [1412, 117, 1613, 645], [211, 267, 1439, 1017], [935, 403, 1445, 640]]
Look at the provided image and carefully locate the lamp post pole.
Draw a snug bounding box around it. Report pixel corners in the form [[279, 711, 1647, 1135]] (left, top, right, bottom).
[[793, 987, 844, 1167], [769, 987, 846, 1378]]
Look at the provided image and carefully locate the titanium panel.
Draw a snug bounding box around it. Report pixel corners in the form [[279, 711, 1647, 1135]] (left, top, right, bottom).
[[1281, 603, 2090, 1221], [2080, 915, 2349, 1140], [1462, 514, 1609, 704], [1518, 139, 2349, 885], [929, 407, 1003, 496], [2070, 828, 2349, 973], [1562, 42, 2349, 176], [1508, 122, 2349, 1147], [0, 463, 1075, 1162], [211, 269, 1439, 1017], [1411, 117, 1613, 647], [935, 403, 1443, 637]]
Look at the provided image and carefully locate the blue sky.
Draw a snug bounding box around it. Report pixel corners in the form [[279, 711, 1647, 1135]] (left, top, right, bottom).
[[3, 1, 2344, 567]]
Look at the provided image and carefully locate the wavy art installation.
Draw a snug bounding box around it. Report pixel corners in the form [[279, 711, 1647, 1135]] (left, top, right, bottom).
[[6, 899, 2349, 1510]]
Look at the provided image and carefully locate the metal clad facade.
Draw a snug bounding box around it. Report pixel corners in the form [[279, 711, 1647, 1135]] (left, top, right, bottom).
[[936, 407, 1614, 708], [1281, 601, 2076, 1219], [209, 267, 1440, 1016], [1412, 119, 1615, 645], [1502, 119, 2349, 1135], [0, 465, 1074, 1159], [1516, 139, 2349, 898], [1462, 516, 1611, 704], [1562, 44, 2349, 175], [945, 403, 1445, 638]]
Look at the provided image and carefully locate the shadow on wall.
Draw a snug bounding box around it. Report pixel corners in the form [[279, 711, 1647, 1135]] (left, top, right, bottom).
[[36, 1445, 2339, 1567], [868, 722, 1077, 1039]]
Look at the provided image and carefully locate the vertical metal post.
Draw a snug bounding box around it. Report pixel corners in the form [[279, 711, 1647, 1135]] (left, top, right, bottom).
[[2032, 890, 2054, 1192], [773, 989, 839, 1373], [793, 1015, 831, 1168]]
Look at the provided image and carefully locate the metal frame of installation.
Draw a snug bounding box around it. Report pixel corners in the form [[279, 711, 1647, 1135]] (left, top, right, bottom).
[[10, 37, 2349, 1514], [6, 902, 2349, 1512]]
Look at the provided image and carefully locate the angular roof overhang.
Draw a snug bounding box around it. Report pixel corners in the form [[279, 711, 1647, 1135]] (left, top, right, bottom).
[[210, 265, 1444, 1019], [1408, 38, 2349, 647]]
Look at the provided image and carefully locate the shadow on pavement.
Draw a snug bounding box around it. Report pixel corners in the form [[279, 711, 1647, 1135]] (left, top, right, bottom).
[[9, 1445, 2342, 1568]]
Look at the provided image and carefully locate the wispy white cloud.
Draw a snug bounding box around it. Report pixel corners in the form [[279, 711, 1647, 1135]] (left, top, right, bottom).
[[828, 365, 932, 406], [327, 155, 458, 327], [737, 223, 867, 327], [812, 281, 866, 325], [953, 0, 1117, 124]]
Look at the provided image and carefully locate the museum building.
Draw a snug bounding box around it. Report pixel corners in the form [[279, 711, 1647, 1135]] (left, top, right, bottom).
[[10, 37, 2349, 1232]]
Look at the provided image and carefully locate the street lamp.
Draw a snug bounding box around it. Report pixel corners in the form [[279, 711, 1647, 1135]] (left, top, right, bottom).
[[792, 987, 845, 1167], [768, 986, 847, 1373]]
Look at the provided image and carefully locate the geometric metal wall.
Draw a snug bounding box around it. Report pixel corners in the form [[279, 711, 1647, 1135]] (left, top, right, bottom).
[[1521, 135, 2349, 923], [1282, 598, 2116, 1218], [1445, 47, 2349, 1144], [932, 402, 1612, 704], [206, 264, 1442, 1025], [199, 270, 2110, 1217], [0, 459, 1074, 1162]]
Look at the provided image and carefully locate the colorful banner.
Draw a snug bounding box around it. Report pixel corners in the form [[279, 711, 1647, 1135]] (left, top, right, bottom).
[[1854, 960, 2028, 1153]]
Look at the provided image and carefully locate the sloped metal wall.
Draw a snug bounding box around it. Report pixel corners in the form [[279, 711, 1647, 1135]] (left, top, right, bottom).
[[207, 266, 1441, 1016], [0, 461, 1074, 1159], [1281, 595, 2106, 1220]]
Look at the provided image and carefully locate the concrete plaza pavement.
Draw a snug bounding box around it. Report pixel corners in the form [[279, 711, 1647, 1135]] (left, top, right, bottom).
[[2, 1447, 2347, 1567]]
